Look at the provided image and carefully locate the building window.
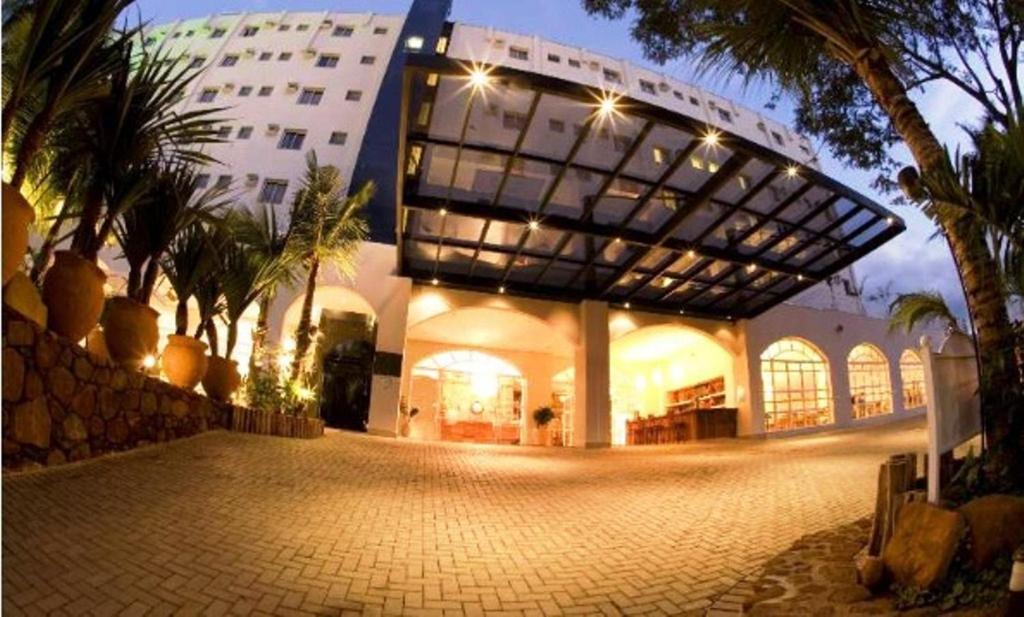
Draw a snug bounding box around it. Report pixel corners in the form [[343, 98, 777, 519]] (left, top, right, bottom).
[[220, 54, 239, 67], [771, 131, 785, 146], [259, 179, 288, 204], [345, 90, 362, 101], [278, 52, 292, 61], [689, 96, 700, 106], [406, 36, 424, 50], [329, 131, 347, 145], [373, 26, 388, 35], [258, 86, 273, 96], [297, 88, 324, 105], [241, 25, 259, 37], [603, 68, 622, 84], [673, 90, 684, 100], [316, 54, 340, 68], [639, 80, 657, 95], [258, 52, 272, 61], [215, 125, 232, 138], [717, 108, 733, 123], [334, 25, 354, 37], [296, 24, 309, 32], [652, 146, 668, 165], [210, 28, 226, 39], [278, 24, 291, 32], [237, 126, 253, 139], [568, 58, 581, 68], [215, 175, 232, 189], [737, 174, 750, 190], [899, 349, 926, 409], [761, 338, 834, 432], [509, 46, 529, 61], [188, 56, 206, 69], [238, 86, 253, 97], [547, 53, 561, 63], [502, 111, 527, 131], [360, 55, 376, 65], [198, 88, 218, 103], [277, 130, 306, 150], [548, 119, 565, 133], [848, 343, 893, 419], [196, 173, 210, 188]]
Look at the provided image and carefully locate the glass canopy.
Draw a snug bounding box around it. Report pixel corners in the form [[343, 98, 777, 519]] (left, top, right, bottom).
[[398, 54, 904, 320]]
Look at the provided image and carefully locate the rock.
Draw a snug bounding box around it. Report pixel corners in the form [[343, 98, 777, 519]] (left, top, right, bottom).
[[88, 416, 104, 438], [3, 439, 20, 455], [68, 443, 90, 462], [959, 494, 1024, 569], [73, 356, 94, 381], [854, 553, 886, 593], [68, 386, 93, 416], [141, 392, 158, 415], [62, 414, 88, 442], [3, 272, 47, 328], [35, 334, 60, 369], [171, 399, 189, 419], [93, 367, 110, 385], [826, 584, 871, 604], [3, 348, 25, 401], [107, 418, 128, 443], [98, 388, 118, 420], [882, 502, 965, 589], [122, 390, 140, 412], [12, 398, 51, 448], [110, 369, 127, 391], [23, 369, 43, 399], [6, 320, 35, 346], [46, 449, 66, 466], [47, 366, 76, 405]]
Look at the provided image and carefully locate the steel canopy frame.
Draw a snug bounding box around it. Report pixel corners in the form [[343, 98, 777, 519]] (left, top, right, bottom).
[[397, 53, 904, 320]]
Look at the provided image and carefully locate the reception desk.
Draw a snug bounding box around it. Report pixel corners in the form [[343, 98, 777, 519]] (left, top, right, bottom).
[[626, 407, 738, 445]]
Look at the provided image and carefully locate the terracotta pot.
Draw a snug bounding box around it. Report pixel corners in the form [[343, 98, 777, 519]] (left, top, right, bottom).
[[2, 183, 35, 286], [202, 355, 241, 402], [162, 335, 209, 390], [85, 327, 110, 361], [2, 271, 47, 328], [102, 296, 160, 369], [41, 250, 106, 342]]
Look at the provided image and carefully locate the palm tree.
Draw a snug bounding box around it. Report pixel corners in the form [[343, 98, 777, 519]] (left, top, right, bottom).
[[582, 0, 1020, 454], [2, 0, 133, 190], [229, 202, 301, 375], [219, 232, 268, 364], [287, 152, 372, 380], [114, 164, 227, 305], [54, 40, 225, 263], [888, 291, 961, 334], [161, 222, 219, 337]]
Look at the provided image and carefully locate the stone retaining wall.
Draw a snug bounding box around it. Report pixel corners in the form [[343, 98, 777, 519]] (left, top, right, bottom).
[[2, 308, 234, 469]]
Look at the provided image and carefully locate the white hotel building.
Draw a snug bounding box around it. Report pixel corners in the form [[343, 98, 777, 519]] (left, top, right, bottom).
[[128, 0, 932, 446]]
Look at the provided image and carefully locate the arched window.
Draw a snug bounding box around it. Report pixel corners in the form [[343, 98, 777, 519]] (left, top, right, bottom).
[[411, 350, 522, 380], [848, 344, 893, 419], [899, 349, 926, 409], [760, 338, 834, 432]]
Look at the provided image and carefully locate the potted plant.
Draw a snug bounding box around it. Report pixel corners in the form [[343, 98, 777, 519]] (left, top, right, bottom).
[[194, 256, 238, 402], [533, 406, 556, 446], [40, 42, 223, 341], [105, 164, 225, 369], [2, 0, 130, 285], [286, 152, 372, 380]]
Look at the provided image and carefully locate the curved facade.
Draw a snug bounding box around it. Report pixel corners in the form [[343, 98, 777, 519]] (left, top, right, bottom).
[[120, 2, 929, 443]]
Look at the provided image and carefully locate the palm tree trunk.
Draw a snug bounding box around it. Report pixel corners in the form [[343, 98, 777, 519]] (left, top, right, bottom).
[[139, 258, 160, 305], [29, 197, 72, 283], [226, 320, 238, 360], [852, 48, 1019, 452], [126, 264, 143, 302], [204, 319, 219, 357], [8, 105, 54, 190], [175, 298, 188, 336], [290, 258, 320, 381], [71, 185, 104, 260], [250, 294, 272, 376]]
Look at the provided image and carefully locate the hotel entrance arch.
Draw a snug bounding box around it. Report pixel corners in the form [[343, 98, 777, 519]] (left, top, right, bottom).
[[403, 306, 575, 445], [609, 324, 737, 445]]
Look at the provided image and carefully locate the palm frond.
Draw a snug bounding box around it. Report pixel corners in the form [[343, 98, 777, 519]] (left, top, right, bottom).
[[888, 291, 959, 334]]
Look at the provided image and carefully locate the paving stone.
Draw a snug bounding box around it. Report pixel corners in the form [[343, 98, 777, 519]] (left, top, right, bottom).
[[2, 420, 927, 615]]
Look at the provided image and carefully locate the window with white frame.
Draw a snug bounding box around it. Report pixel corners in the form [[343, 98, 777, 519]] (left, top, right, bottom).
[[259, 179, 288, 204], [237, 126, 253, 139], [334, 25, 354, 37], [509, 46, 529, 61], [197, 88, 218, 103], [345, 90, 362, 101], [848, 343, 893, 419], [238, 86, 253, 97], [297, 88, 324, 105], [241, 25, 259, 37], [316, 54, 340, 68], [761, 338, 834, 432], [220, 54, 239, 67], [277, 130, 306, 150], [899, 349, 926, 409], [258, 86, 273, 96], [329, 131, 347, 145]]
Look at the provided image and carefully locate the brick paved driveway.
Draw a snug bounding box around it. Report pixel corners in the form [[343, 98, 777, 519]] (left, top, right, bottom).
[[3, 418, 925, 616]]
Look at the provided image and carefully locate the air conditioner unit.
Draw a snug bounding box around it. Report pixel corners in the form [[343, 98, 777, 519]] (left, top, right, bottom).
[[286, 82, 299, 93], [304, 49, 317, 58], [245, 174, 259, 187], [658, 82, 670, 92], [244, 48, 256, 57], [223, 83, 235, 91], [266, 124, 280, 135], [320, 20, 332, 28], [491, 38, 505, 48], [265, 20, 276, 27], [589, 61, 600, 70]]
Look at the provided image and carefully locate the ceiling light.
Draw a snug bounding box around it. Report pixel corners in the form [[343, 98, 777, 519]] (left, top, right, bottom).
[[746, 263, 757, 273], [431, 278, 439, 286], [528, 220, 540, 231], [659, 277, 673, 288], [886, 216, 895, 225], [797, 274, 804, 281], [679, 309, 685, 315], [598, 95, 617, 116], [702, 130, 720, 146], [624, 302, 631, 309], [786, 164, 800, 178], [687, 249, 696, 258], [614, 237, 622, 244], [468, 67, 490, 89], [498, 285, 506, 294], [439, 208, 447, 216], [142, 354, 156, 369]]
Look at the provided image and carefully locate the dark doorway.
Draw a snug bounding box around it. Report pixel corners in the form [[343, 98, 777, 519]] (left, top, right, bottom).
[[315, 311, 377, 431]]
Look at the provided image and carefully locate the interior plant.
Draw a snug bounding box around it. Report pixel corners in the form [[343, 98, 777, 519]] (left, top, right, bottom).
[[39, 40, 224, 342], [1, 0, 132, 285], [104, 164, 227, 369], [287, 151, 372, 380], [533, 406, 556, 447]]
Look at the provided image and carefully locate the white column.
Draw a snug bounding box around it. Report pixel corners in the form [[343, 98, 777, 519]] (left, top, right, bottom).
[[574, 300, 611, 448], [365, 277, 412, 437]]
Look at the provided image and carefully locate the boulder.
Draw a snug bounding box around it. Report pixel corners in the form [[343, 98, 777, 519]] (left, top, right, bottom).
[[882, 502, 965, 589], [12, 397, 51, 448], [3, 348, 24, 402], [959, 494, 1024, 569]]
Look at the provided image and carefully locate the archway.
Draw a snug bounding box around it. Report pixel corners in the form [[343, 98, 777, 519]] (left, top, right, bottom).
[[899, 349, 926, 409], [848, 343, 893, 419], [760, 337, 833, 432], [404, 306, 574, 445], [610, 324, 736, 445]]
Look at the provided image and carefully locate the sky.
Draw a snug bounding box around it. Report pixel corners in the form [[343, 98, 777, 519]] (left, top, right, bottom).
[[133, 0, 984, 320]]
